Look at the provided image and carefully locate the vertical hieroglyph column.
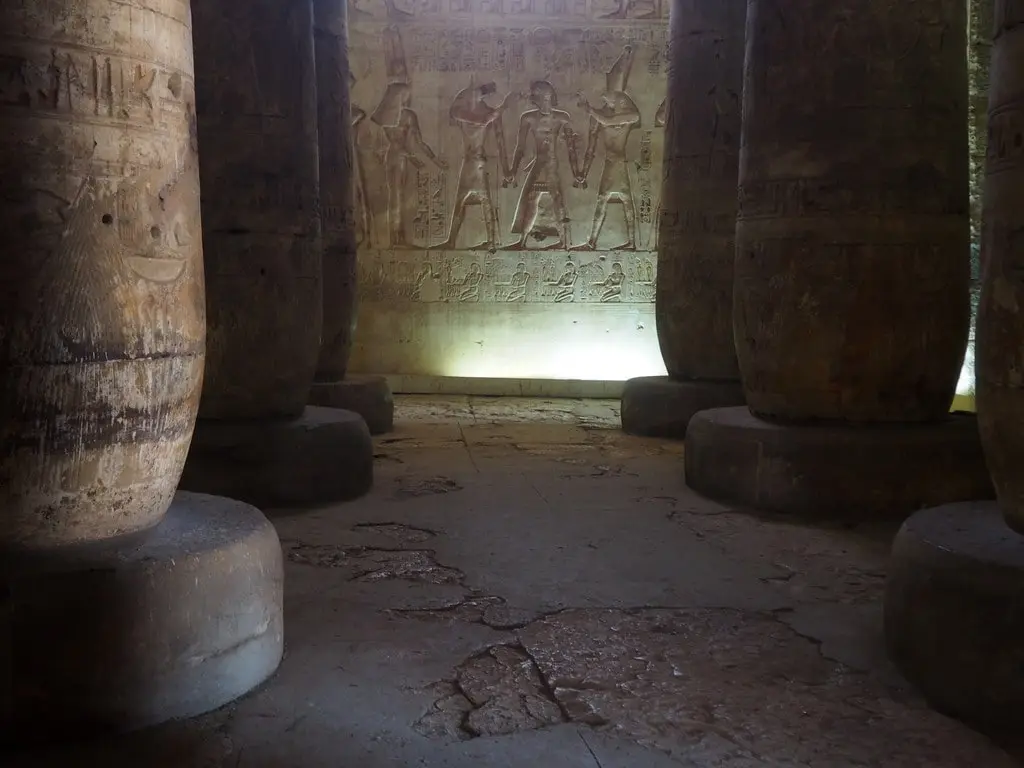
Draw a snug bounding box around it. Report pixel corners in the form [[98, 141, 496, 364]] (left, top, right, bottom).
[[620, 0, 747, 438], [0, 0, 283, 739], [308, 0, 395, 435], [185, 0, 374, 506], [684, 0, 994, 518], [884, 1, 1024, 733]]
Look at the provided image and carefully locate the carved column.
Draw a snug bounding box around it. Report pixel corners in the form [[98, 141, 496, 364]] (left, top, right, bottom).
[[183, 0, 374, 506], [684, 0, 993, 518], [620, 0, 747, 438], [0, 0, 282, 741], [307, 0, 395, 435], [884, 0, 1024, 732]]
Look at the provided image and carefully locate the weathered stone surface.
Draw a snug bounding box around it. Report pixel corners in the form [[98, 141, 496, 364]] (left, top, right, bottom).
[[656, 0, 745, 382], [685, 407, 994, 519], [885, 502, 1024, 737], [0, 492, 283, 744], [415, 607, 1014, 765], [180, 406, 373, 507], [977, 3, 1024, 533], [192, 0, 322, 419], [313, 0, 359, 384], [734, 0, 971, 422], [287, 541, 463, 584], [620, 376, 744, 438], [0, 0, 203, 549], [309, 373, 395, 434]]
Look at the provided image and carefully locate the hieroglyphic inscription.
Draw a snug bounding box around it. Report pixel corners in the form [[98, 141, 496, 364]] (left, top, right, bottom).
[[349, 0, 666, 303], [737, 178, 963, 220], [359, 249, 656, 303], [0, 46, 188, 129], [986, 102, 1024, 174]]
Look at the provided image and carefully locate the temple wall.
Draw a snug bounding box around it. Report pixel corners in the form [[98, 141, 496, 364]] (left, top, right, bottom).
[[346, 0, 669, 382]]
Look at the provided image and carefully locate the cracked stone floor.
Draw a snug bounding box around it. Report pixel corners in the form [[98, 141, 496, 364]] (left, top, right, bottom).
[[9, 395, 1021, 767]]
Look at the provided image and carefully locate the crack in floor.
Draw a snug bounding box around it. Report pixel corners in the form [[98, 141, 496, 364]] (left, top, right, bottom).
[[410, 607, 998, 766], [286, 542, 464, 585]]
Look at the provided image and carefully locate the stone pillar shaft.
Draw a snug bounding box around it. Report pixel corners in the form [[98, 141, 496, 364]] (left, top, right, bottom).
[[193, 0, 323, 420], [0, 0, 203, 551], [656, 0, 745, 382], [734, 0, 971, 423], [977, 0, 1024, 534], [313, 0, 359, 384]]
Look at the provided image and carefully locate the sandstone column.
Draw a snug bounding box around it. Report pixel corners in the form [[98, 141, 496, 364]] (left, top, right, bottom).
[[307, 0, 395, 435], [620, 0, 747, 439], [0, 0, 282, 741], [684, 0, 993, 518], [884, 0, 1024, 731], [182, 0, 374, 506]]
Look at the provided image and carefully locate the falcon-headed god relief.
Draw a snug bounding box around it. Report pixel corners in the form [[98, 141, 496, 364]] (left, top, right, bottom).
[[573, 45, 641, 252], [437, 78, 516, 252], [504, 80, 580, 252], [370, 26, 446, 249]]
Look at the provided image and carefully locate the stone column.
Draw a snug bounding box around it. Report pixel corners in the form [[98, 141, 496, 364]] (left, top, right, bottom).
[[620, 0, 746, 439], [884, 0, 1024, 732], [307, 0, 395, 435], [0, 0, 282, 741], [182, 0, 374, 506], [684, 0, 993, 518]]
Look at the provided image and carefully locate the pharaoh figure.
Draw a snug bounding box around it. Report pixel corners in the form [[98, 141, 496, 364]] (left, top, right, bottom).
[[574, 46, 642, 251], [351, 71, 374, 248], [438, 78, 515, 251], [505, 80, 580, 251], [371, 26, 446, 249]]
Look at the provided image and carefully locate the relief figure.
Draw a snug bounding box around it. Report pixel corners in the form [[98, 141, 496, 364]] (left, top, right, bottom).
[[414, 262, 443, 301], [505, 80, 580, 251], [458, 262, 483, 301], [547, 260, 578, 302], [371, 81, 446, 248], [498, 261, 530, 301], [351, 73, 374, 248], [593, 261, 625, 302], [573, 46, 641, 252], [438, 79, 516, 252]]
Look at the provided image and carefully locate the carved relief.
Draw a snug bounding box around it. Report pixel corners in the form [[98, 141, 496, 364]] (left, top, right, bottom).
[[573, 45, 640, 251], [348, 0, 666, 303]]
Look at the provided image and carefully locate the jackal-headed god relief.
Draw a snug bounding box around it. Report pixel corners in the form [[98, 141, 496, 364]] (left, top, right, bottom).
[[347, 0, 667, 378]]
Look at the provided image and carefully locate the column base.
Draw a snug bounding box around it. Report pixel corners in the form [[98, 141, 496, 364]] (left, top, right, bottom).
[[0, 492, 283, 745], [180, 406, 373, 507], [885, 502, 1024, 737], [620, 376, 745, 438], [309, 374, 394, 435], [684, 407, 993, 519]]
